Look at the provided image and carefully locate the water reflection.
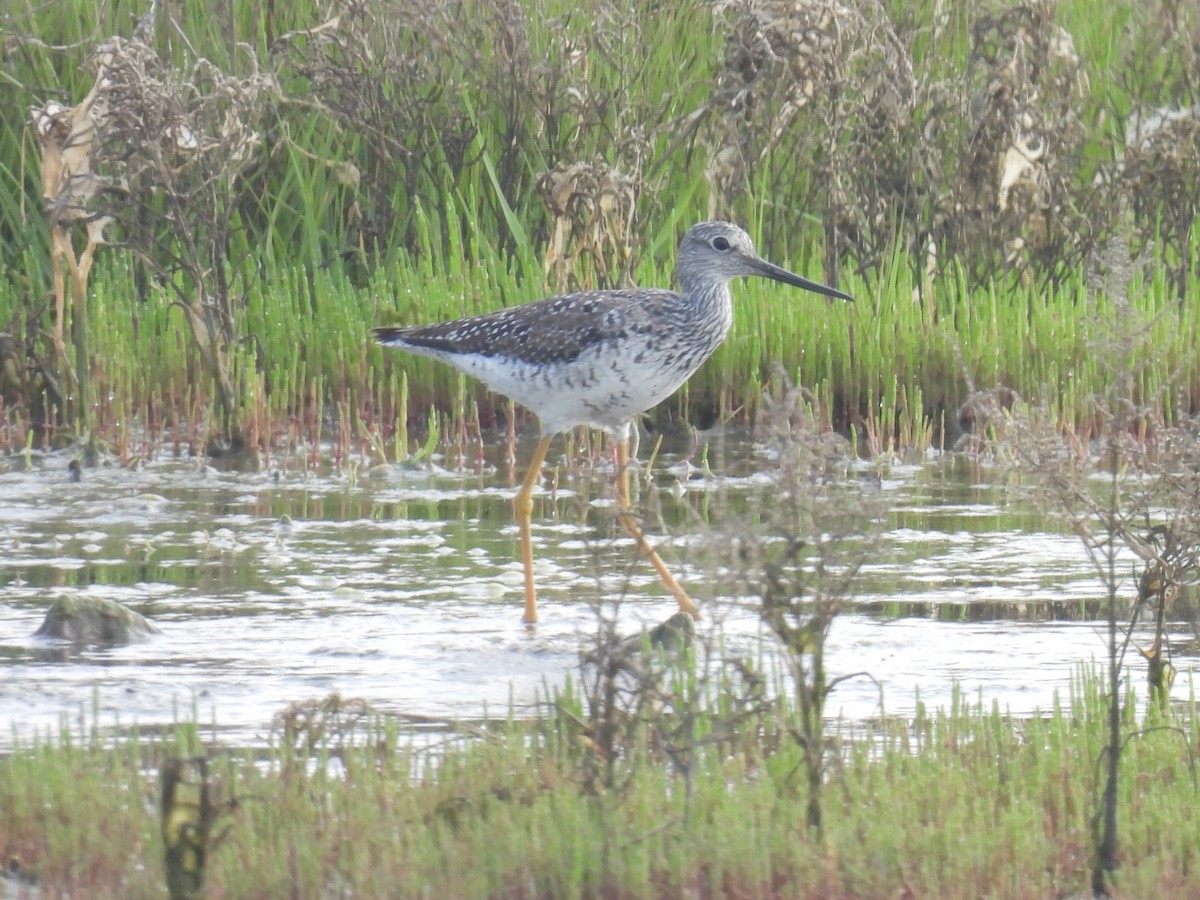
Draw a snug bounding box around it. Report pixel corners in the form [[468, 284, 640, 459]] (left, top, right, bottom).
[[0, 443, 1194, 750]]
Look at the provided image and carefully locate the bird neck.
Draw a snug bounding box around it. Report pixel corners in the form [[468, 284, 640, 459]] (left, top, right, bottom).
[[675, 273, 734, 350], [676, 271, 733, 318]]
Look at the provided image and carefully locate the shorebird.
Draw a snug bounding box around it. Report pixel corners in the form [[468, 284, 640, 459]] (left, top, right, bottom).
[[375, 221, 853, 623]]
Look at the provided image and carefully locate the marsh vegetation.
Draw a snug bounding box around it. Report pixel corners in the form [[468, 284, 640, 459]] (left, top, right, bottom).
[[1, 0, 1199, 454], [3, 0, 1200, 897]]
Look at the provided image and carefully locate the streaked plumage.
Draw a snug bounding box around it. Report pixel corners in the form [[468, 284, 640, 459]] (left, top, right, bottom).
[[375, 221, 853, 623]]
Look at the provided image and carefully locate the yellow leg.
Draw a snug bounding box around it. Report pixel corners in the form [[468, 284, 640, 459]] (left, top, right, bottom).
[[517, 435, 554, 624], [614, 440, 702, 620]]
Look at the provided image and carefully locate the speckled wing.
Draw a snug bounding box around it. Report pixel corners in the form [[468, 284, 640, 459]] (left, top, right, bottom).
[[374, 288, 678, 366]]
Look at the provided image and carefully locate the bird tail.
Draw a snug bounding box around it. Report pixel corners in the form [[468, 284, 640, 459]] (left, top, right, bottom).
[[373, 326, 410, 346]]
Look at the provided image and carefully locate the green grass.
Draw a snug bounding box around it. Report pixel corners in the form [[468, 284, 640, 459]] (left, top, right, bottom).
[[2, 0, 1199, 452], [1, 667, 1196, 898], [0, 233, 1195, 459]]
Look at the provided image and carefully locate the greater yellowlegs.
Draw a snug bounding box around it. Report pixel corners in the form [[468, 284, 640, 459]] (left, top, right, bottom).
[[375, 221, 853, 623]]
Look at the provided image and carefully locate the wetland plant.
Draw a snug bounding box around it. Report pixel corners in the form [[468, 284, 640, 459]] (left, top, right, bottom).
[[715, 373, 883, 831], [998, 238, 1200, 896], [28, 29, 274, 452], [4, 0, 1200, 451], [561, 605, 768, 818], [6, 661, 1194, 894]]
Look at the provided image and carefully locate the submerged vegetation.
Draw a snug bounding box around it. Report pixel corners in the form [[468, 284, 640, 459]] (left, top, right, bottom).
[[0, 0, 1198, 455]]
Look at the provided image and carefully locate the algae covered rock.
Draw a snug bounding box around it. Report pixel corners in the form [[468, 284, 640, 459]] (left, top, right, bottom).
[[34, 595, 160, 644]]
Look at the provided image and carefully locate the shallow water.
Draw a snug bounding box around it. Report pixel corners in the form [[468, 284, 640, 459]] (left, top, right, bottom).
[[0, 436, 1195, 751]]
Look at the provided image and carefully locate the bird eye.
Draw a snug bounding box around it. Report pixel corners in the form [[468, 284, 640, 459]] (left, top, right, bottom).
[[712, 237, 731, 251]]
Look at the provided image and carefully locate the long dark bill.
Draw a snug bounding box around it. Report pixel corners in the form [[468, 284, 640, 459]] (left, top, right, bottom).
[[749, 256, 854, 303]]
